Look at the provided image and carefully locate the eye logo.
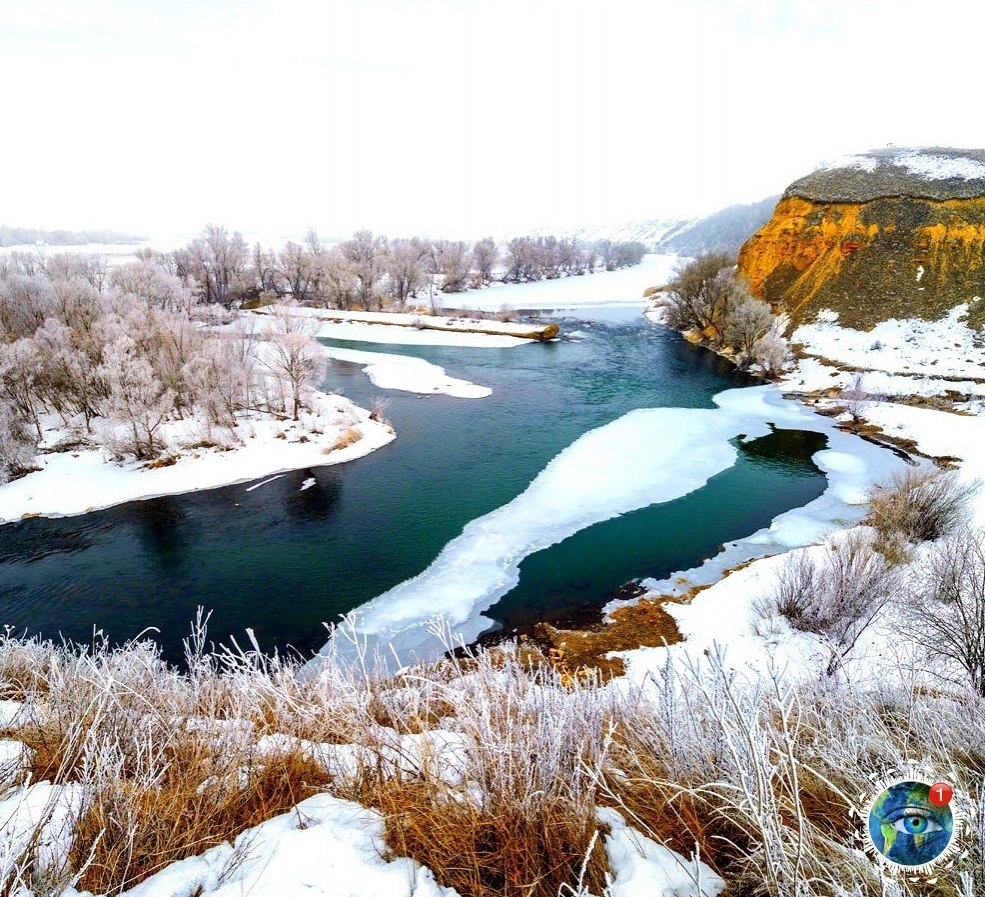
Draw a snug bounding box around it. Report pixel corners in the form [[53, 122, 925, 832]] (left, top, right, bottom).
[[865, 779, 959, 871]]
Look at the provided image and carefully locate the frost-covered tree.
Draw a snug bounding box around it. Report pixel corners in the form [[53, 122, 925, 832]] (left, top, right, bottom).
[[111, 262, 195, 313], [435, 240, 471, 293], [471, 237, 498, 286], [0, 397, 37, 483], [277, 241, 319, 304], [384, 238, 427, 308], [96, 335, 175, 460], [0, 338, 45, 438], [315, 251, 358, 310], [340, 230, 386, 310], [0, 274, 56, 339], [260, 307, 326, 420], [721, 283, 774, 360], [186, 224, 250, 305]]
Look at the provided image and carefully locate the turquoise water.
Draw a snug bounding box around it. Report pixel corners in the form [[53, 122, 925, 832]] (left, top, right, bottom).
[[0, 310, 827, 664]]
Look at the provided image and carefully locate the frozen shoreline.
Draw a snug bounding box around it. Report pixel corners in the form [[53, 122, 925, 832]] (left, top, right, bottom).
[[0, 395, 394, 527]]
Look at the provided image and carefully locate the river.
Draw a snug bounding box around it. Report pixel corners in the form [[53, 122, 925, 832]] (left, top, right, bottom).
[[0, 304, 833, 665]]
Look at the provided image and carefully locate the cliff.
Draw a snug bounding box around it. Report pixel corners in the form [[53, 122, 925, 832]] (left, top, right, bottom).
[[737, 148, 985, 328]]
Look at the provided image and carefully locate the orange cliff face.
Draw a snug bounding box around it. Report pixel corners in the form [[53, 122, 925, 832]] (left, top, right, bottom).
[[737, 149, 985, 329]]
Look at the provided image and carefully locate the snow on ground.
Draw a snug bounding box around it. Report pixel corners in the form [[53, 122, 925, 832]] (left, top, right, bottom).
[[617, 306, 985, 690], [0, 395, 394, 526], [0, 781, 82, 878], [599, 807, 724, 897], [316, 319, 531, 347], [118, 794, 459, 897], [321, 346, 491, 398], [314, 386, 907, 670], [440, 254, 679, 312], [108, 791, 720, 897], [785, 306, 985, 398]]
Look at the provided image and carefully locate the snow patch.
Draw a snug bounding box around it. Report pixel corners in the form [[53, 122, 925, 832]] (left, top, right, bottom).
[[321, 345, 491, 398], [244, 474, 286, 492], [120, 793, 460, 897], [895, 150, 985, 181], [0, 395, 394, 526], [599, 807, 724, 897], [821, 154, 879, 173]]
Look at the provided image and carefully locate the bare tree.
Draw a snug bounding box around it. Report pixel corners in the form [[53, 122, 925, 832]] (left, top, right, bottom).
[[260, 307, 326, 420], [905, 530, 985, 695], [339, 230, 386, 310], [663, 253, 735, 336], [471, 237, 498, 286]]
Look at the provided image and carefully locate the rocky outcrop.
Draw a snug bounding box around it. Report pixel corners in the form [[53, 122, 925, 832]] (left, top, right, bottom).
[[738, 148, 985, 328]]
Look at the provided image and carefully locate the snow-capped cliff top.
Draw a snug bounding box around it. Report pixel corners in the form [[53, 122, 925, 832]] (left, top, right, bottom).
[[786, 147, 985, 202]]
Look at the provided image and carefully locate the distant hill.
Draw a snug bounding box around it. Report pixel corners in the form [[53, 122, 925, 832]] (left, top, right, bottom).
[[657, 196, 779, 257], [529, 196, 779, 258], [0, 226, 146, 247]]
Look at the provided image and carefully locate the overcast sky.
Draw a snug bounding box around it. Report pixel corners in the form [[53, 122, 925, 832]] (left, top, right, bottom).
[[1, 0, 982, 241]]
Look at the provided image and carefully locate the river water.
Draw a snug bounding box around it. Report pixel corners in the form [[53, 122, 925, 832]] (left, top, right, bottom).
[[0, 306, 829, 665]]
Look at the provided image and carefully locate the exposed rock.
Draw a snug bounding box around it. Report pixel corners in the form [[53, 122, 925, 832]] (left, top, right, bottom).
[[738, 148, 985, 328]]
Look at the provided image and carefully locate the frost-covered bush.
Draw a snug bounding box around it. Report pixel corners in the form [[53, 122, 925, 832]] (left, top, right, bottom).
[[759, 532, 899, 675], [868, 466, 976, 546], [749, 331, 792, 377], [721, 286, 774, 359]]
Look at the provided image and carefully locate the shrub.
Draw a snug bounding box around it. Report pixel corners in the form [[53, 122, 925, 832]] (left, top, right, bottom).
[[721, 284, 774, 360], [904, 529, 985, 696], [867, 466, 976, 546], [757, 532, 899, 675]]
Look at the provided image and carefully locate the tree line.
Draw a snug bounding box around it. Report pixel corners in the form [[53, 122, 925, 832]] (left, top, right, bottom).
[[152, 226, 646, 311]]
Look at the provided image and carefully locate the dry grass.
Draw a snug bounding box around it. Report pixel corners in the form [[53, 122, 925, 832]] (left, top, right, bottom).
[[323, 425, 362, 454], [867, 466, 977, 550], [0, 617, 982, 896]]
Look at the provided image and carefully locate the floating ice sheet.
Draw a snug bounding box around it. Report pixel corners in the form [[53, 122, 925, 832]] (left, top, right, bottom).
[[312, 386, 909, 670]]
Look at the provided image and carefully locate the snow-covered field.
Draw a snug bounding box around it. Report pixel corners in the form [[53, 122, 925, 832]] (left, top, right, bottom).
[[440, 254, 679, 312], [0, 394, 393, 525], [785, 306, 985, 399]]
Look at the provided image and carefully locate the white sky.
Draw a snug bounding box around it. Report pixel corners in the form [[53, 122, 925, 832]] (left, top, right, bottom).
[[1, 0, 983, 241]]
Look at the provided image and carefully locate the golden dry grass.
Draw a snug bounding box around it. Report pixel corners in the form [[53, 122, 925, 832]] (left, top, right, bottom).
[[323, 425, 362, 454]]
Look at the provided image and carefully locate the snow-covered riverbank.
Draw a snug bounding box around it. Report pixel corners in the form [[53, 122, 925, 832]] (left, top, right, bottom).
[[613, 303, 985, 690], [0, 394, 393, 526]]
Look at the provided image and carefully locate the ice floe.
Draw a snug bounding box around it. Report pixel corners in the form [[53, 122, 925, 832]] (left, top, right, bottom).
[[314, 385, 908, 668]]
